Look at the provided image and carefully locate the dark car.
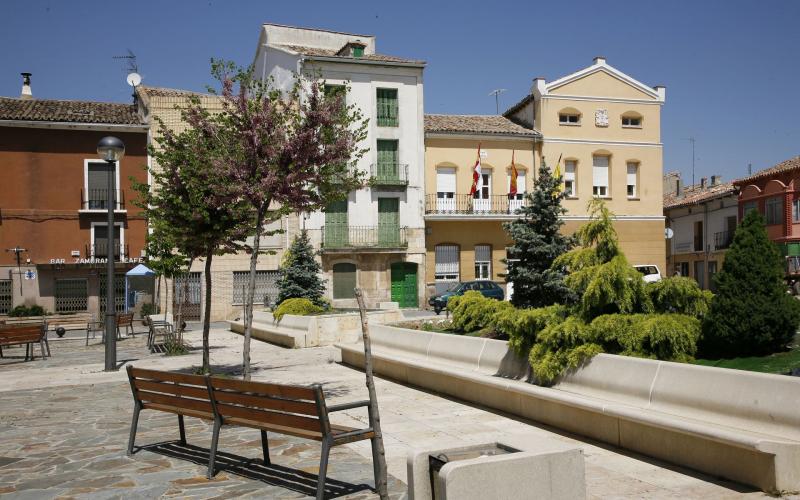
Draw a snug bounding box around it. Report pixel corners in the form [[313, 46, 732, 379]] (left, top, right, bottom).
[[428, 280, 505, 314]]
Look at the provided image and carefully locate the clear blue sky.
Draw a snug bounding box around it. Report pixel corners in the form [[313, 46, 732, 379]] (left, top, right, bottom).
[[1, 0, 798, 183]]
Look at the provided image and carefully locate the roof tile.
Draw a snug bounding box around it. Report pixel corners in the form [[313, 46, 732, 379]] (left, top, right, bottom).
[[424, 114, 540, 137], [734, 156, 800, 185], [275, 44, 425, 65], [0, 97, 144, 125]]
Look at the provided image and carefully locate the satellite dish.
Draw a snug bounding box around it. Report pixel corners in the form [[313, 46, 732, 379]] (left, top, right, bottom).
[[126, 72, 142, 87], [664, 227, 674, 239]]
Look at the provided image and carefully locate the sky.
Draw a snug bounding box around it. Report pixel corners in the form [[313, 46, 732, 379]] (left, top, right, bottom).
[[1, 0, 798, 184]]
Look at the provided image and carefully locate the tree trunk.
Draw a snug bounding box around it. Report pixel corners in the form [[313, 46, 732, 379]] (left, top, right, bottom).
[[176, 259, 193, 344], [164, 276, 169, 323], [355, 288, 388, 499], [202, 251, 213, 374], [242, 205, 267, 380], [155, 274, 161, 315]]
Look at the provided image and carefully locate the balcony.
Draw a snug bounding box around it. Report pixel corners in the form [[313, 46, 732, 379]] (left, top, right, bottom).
[[80, 189, 125, 211], [321, 225, 407, 252], [369, 163, 408, 190], [714, 231, 734, 251], [86, 242, 128, 260], [425, 194, 528, 218]]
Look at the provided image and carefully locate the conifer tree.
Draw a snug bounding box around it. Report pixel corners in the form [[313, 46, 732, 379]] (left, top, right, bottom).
[[503, 161, 575, 308], [701, 210, 800, 357], [276, 230, 327, 307]]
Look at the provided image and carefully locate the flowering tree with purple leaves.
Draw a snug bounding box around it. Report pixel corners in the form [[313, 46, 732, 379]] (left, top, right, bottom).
[[200, 61, 368, 379]]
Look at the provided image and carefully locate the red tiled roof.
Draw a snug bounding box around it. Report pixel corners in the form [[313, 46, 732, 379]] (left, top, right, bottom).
[[275, 44, 425, 65], [663, 181, 737, 210], [425, 114, 540, 137], [733, 156, 800, 186], [0, 96, 144, 125]]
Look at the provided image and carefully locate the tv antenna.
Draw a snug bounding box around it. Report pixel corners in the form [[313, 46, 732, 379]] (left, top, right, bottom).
[[113, 49, 139, 74], [686, 137, 696, 186], [488, 88, 507, 115]]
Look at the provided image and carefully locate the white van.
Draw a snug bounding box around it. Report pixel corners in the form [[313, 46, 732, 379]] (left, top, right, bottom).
[[634, 265, 662, 283]]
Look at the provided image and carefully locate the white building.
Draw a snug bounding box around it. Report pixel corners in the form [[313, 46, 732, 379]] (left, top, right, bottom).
[[253, 24, 426, 308]]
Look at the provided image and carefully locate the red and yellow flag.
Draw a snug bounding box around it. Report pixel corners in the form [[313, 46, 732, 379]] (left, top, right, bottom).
[[509, 150, 518, 197], [469, 143, 482, 196]]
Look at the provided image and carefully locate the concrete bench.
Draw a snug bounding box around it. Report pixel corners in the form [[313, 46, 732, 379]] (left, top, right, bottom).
[[337, 325, 800, 492]]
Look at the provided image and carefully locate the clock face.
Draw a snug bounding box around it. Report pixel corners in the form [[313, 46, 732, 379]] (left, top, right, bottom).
[[595, 109, 609, 127]]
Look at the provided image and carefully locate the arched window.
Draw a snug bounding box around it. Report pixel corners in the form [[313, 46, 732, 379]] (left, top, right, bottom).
[[558, 107, 581, 125], [332, 263, 357, 299], [621, 111, 643, 128]]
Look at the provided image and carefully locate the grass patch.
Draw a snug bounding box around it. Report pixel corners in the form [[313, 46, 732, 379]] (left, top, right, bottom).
[[695, 348, 800, 374]]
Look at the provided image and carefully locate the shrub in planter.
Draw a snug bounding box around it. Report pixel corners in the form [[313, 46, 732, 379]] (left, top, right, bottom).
[[446, 291, 512, 333], [647, 277, 711, 318], [494, 304, 567, 355], [273, 297, 324, 322], [8, 305, 30, 317]]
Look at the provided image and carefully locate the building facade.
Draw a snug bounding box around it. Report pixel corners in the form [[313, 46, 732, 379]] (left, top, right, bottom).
[[253, 24, 426, 309], [0, 92, 149, 317], [504, 57, 667, 273], [424, 115, 538, 296], [734, 156, 800, 283], [136, 85, 299, 322], [664, 172, 737, 290]]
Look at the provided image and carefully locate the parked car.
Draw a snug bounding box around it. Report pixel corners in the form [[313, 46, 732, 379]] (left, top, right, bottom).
[[634, 265, 662, 283], [428, 280, 505, 314]]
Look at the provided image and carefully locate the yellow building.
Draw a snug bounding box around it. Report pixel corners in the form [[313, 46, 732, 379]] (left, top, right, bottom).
[[425, 57, 666, 298]]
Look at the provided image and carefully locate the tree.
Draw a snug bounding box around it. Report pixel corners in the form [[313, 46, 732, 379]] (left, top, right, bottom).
[[276, 230, 326, 306], [701, 209, 800, 357], [142, 225, 189, 320], [134, 105, 252, 374], [192, 61, 368, 379], [504, 160, 574, 308]]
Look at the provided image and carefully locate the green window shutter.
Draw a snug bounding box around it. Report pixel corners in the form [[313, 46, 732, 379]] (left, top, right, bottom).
[[325, 200, 349, 247], [377, 88, 398, 127], [378, 198, 400, 246], [376, 140, 399, 181], [333, 263, 357, 299], [352, 46, 364, 58]]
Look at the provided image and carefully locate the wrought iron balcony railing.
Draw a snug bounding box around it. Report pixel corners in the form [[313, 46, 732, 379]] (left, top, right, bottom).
[[369, 163, 409, 188], [86, 243, 128, 260], [425, 193, 528, 215], [321, 225, 407, 250], [714, 231, 734, 251], [81, 189, 125, 210]]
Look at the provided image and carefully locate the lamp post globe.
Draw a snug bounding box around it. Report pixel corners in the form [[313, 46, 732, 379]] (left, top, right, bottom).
[[97, 136, 124, 371]]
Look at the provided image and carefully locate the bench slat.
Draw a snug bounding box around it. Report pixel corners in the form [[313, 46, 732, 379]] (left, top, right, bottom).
[[213, 390, 319, 416], [209, 377, 316, 401], [136, 390, 213, 414], [130, 367, 207, 386], [223, 416, 325, 441], [214, 402, 323, 433], [142, 402, 214, 420], [134, 379, 210, 400]]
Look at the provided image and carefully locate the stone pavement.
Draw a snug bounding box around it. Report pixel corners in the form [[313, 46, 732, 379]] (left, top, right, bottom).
[[0, 325, 793, 498]]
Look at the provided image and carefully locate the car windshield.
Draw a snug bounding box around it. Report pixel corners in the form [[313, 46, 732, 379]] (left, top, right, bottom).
[[636, 266, 658, 276], [446, 282, 464, 292]]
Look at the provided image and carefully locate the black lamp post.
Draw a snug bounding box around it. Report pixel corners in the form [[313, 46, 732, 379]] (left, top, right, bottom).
[[97, 136, 125, 372]]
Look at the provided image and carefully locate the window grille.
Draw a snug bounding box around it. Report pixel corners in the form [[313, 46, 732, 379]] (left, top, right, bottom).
[[232, 271, 279, 305], [99, 274, 126, 313], [0, 280, 12, 314], [55, 279, 88, 313], [376, 88, 398, 127]]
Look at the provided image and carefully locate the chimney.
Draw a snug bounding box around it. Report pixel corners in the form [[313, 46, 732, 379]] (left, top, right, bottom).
[[710, 175, 721, 186], [675, 178, 683, 198], [20, 72, 32, 100], [593, 56, 607, 65], [531, 77, 547, 97], [700, 177, 708, 189]]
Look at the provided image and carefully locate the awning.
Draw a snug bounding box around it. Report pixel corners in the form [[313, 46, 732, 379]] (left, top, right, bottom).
[[126, 264, 155, 276]]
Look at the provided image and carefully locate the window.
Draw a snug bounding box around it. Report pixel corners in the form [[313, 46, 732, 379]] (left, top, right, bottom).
[[743, 201, 758, 215], [474, 245, 491, 280], [376, 88, 398, 127], [794, 199, 800, 222], [693, 220, 703, 252], [99, 273, 126, 313], [92, 224, 123, 258], [55, 279, 88, 313], [678, 262, 689, 277], [376, 139, 399, 181], [435, 244, 460, 282], [324, 200, 348, 247], [622, 116, 641, 127], [626, 162, 638, 198], [472, 172, 491, 212], [592, 155, 609, 197], [766, 197, 783, 225], [436, 167, 456, 211], [508, 169, 526, 212], [0, 279, 11, 314], [352, 45, 364, 58], [564, 160, 576, 197], [332, 263, 357, 299], [232, 271, 279, 305], [85, 161, 119, 210], [694, 261, 705, 289], [559, 113, 580, 125]]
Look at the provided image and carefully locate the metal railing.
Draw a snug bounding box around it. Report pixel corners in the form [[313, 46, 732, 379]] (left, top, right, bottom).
[[425, 193, 529, 215], [81, 189, 125, 210], [321, 225, 408, 250], [86, 243, 128, 260], [369, 163, 409, 187], [714, 231, 734, 251]]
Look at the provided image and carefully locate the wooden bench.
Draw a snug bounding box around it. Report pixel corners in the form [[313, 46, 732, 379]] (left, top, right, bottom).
[[0, 324, 48, 361], [145, 316, 174, 350], [117, 313, 135, 338], [126, 367, 379, 500], [45, 312, 95, 332]]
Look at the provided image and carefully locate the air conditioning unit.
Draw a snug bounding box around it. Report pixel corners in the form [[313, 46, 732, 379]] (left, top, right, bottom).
[[71, 250, 80, 257]]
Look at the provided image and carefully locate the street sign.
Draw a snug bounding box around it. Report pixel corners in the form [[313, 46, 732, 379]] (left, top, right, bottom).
[[24, 270, 36, 280]]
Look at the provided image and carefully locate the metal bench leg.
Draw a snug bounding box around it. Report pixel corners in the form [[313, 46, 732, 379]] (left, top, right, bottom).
[[370, 436, 381, 491], [127, 403, 141, 456], [40, 340, 47, 360], [178, 415, 186, 445], [207, 418, 222, 479], [260, 430, 270, 465], [316, 438, 331, 500], [43, 335, 51, 357]]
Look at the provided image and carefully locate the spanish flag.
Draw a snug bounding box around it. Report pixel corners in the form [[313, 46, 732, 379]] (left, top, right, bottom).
[[509, 150, 518, 197], [469, 143, 482, 196]]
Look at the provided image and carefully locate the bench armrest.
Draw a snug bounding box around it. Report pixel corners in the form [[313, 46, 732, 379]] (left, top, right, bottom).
[[327, 400, 371, 413]]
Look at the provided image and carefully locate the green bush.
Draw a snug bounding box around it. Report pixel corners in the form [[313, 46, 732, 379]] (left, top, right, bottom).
[[447, 291, 512, 333], [273, 297, 324, 322], [590, 313, 699, 361], [140, 303, 157, 317], [647, 277, 711, 318], [8, 305, 47, 317], [494, 304, 567, 355]]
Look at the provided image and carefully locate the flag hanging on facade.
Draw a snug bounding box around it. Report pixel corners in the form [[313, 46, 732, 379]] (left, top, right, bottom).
[[553, 153, 563, 194], [469, 143, 482, 196], [509, 150, 518, 197]]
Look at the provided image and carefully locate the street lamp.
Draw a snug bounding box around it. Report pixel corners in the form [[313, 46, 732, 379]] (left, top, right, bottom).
[[97, 136, 125, 371]]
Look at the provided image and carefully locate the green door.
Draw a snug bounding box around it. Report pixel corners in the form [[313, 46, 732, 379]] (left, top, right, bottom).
[[325, 200, 348, 247], [376, 140, 399, 182], [378, 198, 399, 246], [333, 263, 357, 299], [391, 262, 418, 308]]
